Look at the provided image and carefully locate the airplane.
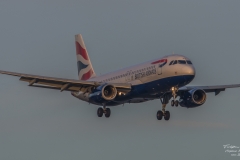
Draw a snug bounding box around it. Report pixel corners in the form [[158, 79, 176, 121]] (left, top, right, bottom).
[[1, 34, 240, 121]]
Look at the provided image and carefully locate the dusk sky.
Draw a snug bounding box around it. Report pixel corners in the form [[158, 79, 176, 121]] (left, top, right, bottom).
[[0, 1, 240, 159]]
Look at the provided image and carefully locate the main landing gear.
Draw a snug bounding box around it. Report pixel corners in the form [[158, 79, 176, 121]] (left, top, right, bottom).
[[157, 107, 170, 120], [157, 87, 178, 121], [97, 106, 111, 118], [157, 94, 171, 121]]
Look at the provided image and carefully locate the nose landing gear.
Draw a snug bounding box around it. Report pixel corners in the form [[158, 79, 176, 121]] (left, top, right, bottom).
[[171, 87, 179, 107], [171, 99, 179, 107]]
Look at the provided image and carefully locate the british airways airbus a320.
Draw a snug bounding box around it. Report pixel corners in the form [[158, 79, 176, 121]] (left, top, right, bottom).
[[1, 34, 239, 121]]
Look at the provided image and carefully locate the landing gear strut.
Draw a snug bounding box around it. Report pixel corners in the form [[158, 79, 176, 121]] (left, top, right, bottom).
[[171, 87, 179, 107], [157, 94, 171, 121], [97, 105, 111, 118]]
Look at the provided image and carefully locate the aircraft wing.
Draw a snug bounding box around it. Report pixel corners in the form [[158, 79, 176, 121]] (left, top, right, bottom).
[[0, 70, 131, 92], [179, 84, 240, 95]]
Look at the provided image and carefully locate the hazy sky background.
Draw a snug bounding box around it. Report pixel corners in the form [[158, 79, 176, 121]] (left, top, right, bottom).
[[0, 0, 240, 159]]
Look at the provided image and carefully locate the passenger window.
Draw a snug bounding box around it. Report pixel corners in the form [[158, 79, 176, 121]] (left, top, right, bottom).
[[178, 60, 186, 64]]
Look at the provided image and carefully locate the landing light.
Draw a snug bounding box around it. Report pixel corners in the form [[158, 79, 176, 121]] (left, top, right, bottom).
[[118, 92, 126, 96]]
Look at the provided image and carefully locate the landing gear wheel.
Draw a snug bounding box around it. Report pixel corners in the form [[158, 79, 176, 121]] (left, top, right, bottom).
[[105, 108, 111, 118], [164, 111, 170, 121], [171, 100, 175, 107], [175, 100, 179, 107], [97, 107, 103, 117], [157, 110, 163, 120]]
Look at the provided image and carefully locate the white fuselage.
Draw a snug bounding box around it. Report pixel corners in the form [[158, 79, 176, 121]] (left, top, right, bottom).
[[71, 54, 196, 105], [89, 54, 195, 86]]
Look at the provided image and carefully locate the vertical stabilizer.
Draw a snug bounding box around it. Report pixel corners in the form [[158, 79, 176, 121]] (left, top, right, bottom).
[[75, 34, 96, 80]]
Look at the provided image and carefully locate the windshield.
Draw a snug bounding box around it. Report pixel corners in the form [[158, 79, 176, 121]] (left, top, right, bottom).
[[178, 60, 186, 64], [169, 60, 192, 65]]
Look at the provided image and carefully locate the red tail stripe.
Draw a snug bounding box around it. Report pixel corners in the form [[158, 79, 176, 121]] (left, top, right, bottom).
[[75, 41, 89, 61], [81, 69, 93, 80]]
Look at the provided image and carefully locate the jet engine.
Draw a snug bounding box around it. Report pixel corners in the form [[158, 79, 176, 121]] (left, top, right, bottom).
[[101, 84, 117, 100], [89, 84, 118, 103], [179, 89, 207, 108]]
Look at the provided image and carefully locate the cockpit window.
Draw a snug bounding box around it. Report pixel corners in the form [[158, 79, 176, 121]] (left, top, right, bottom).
[[169, 61, 174, 65], [170, 60, 189, 65], [178, 60, 186, 64]]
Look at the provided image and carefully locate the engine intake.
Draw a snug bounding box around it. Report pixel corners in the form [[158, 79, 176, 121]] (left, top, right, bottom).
[[179, 89, 207, 108], [88, 84, 118, 103], [101, 84, 117, 101]]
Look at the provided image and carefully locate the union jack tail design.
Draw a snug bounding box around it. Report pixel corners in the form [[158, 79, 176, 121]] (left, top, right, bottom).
[[75, 34, 96, 80]]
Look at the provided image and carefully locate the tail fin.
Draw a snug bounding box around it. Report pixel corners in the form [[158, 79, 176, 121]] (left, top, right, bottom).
[[75, 34, 96, 80]]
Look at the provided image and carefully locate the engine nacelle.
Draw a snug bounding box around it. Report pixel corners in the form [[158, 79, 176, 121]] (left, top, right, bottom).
[[89, 84, 118, 103], [101, 84, 117, 100], [179, 89, 207, 108]]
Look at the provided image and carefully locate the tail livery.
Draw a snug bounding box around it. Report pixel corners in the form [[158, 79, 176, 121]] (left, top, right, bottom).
[[75, 34, 96, 80]]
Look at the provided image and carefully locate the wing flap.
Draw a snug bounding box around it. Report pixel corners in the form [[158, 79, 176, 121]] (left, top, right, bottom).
[[19, 77, 82, 91], [0, 70, 98, 92], [0, 70, 132, 92], [179, 84, 240, 95], [0, 70, 97, 85]]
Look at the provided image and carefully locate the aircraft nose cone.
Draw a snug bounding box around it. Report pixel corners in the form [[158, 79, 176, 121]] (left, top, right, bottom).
[[180, 65, 195, 84], [187, 66, 195, 75], [181, 65, 196, 76]]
